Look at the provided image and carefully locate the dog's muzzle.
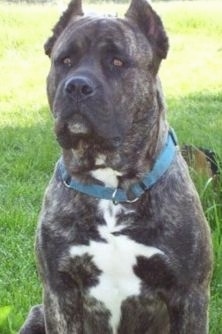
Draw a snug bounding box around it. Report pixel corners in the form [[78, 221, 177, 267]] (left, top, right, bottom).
[[53, 72, 125, 149]]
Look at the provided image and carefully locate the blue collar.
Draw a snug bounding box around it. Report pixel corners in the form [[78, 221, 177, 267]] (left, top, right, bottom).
[[59, 129, 178, 204]]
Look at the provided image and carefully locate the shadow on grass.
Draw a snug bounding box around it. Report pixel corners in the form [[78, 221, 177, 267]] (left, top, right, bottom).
[[0, 109, 59, 180], [0, 106, 59, 333]]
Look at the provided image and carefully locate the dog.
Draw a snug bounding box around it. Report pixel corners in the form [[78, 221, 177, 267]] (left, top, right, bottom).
[[19, 0, 213, 333]]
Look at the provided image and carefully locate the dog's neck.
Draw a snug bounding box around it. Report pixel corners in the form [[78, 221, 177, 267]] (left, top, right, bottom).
[[59, 128, 177, 204], [61, 120, 169, 191]]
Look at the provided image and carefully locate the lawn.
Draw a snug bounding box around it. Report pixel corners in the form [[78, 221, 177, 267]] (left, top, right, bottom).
[[0, 1, 221, 333]]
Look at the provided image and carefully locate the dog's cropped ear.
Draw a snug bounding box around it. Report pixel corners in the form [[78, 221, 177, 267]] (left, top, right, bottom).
[[125, 0, 169, 60], [44, 0, 83, 57]]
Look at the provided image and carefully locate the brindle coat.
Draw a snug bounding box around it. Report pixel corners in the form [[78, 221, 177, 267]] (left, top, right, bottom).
[[19, 0, 213, 333]]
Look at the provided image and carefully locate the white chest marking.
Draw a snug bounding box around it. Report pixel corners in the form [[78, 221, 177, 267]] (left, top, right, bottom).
[[70, 200, 164, 332]]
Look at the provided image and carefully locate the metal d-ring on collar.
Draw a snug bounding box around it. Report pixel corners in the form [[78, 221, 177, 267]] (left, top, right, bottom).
[[111, 188, 140, 205], [59, 128, 178, 204]]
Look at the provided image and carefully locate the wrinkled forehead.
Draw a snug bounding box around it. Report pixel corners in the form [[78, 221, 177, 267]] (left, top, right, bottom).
[[53, 15, 147, 58]]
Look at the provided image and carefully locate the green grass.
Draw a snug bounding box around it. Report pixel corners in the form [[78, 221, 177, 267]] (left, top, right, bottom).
[[0, 1, 222, 333]]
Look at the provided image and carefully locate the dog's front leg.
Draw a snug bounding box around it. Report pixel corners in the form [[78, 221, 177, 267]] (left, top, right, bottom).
[[43, 287, 83, 334], [168, 287, 209, 334]]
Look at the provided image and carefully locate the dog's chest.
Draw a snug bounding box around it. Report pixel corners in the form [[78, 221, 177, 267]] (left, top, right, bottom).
[[70, 199, 163, 331]]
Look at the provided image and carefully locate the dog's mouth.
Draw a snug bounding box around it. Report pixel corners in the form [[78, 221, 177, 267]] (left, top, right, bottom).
[[55, 117, 122, 152], [55, 117, 125, 174]]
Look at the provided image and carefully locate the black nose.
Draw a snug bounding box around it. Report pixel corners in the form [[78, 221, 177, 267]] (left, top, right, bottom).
[[64, 76, 94, 99]]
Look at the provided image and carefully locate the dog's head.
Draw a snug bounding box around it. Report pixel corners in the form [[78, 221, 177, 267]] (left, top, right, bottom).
[[45, 0, 169, 174]]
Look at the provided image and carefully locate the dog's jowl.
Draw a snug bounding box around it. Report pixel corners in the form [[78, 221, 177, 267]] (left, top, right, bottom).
[[20, 0, 213, 333]]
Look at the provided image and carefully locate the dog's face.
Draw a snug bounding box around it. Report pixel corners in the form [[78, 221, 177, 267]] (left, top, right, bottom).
[[45, 0, 168, 173]]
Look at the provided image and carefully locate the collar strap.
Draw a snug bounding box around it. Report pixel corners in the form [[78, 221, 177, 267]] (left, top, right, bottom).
[[59, 129, 178, 204]]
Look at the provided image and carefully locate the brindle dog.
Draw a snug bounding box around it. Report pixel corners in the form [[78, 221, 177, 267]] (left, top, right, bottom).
[[20, 0, 213, 333]]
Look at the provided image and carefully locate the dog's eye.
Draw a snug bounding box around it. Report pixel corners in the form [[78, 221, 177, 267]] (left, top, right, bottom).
[[62, 57, 72, 67], [112, 58, 124, 68]]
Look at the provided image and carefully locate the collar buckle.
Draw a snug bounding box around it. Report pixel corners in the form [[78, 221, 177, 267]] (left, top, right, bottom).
[[63, 175, 72, 189], [112, 188, 139, 205], [125, 196, 140, 204]]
